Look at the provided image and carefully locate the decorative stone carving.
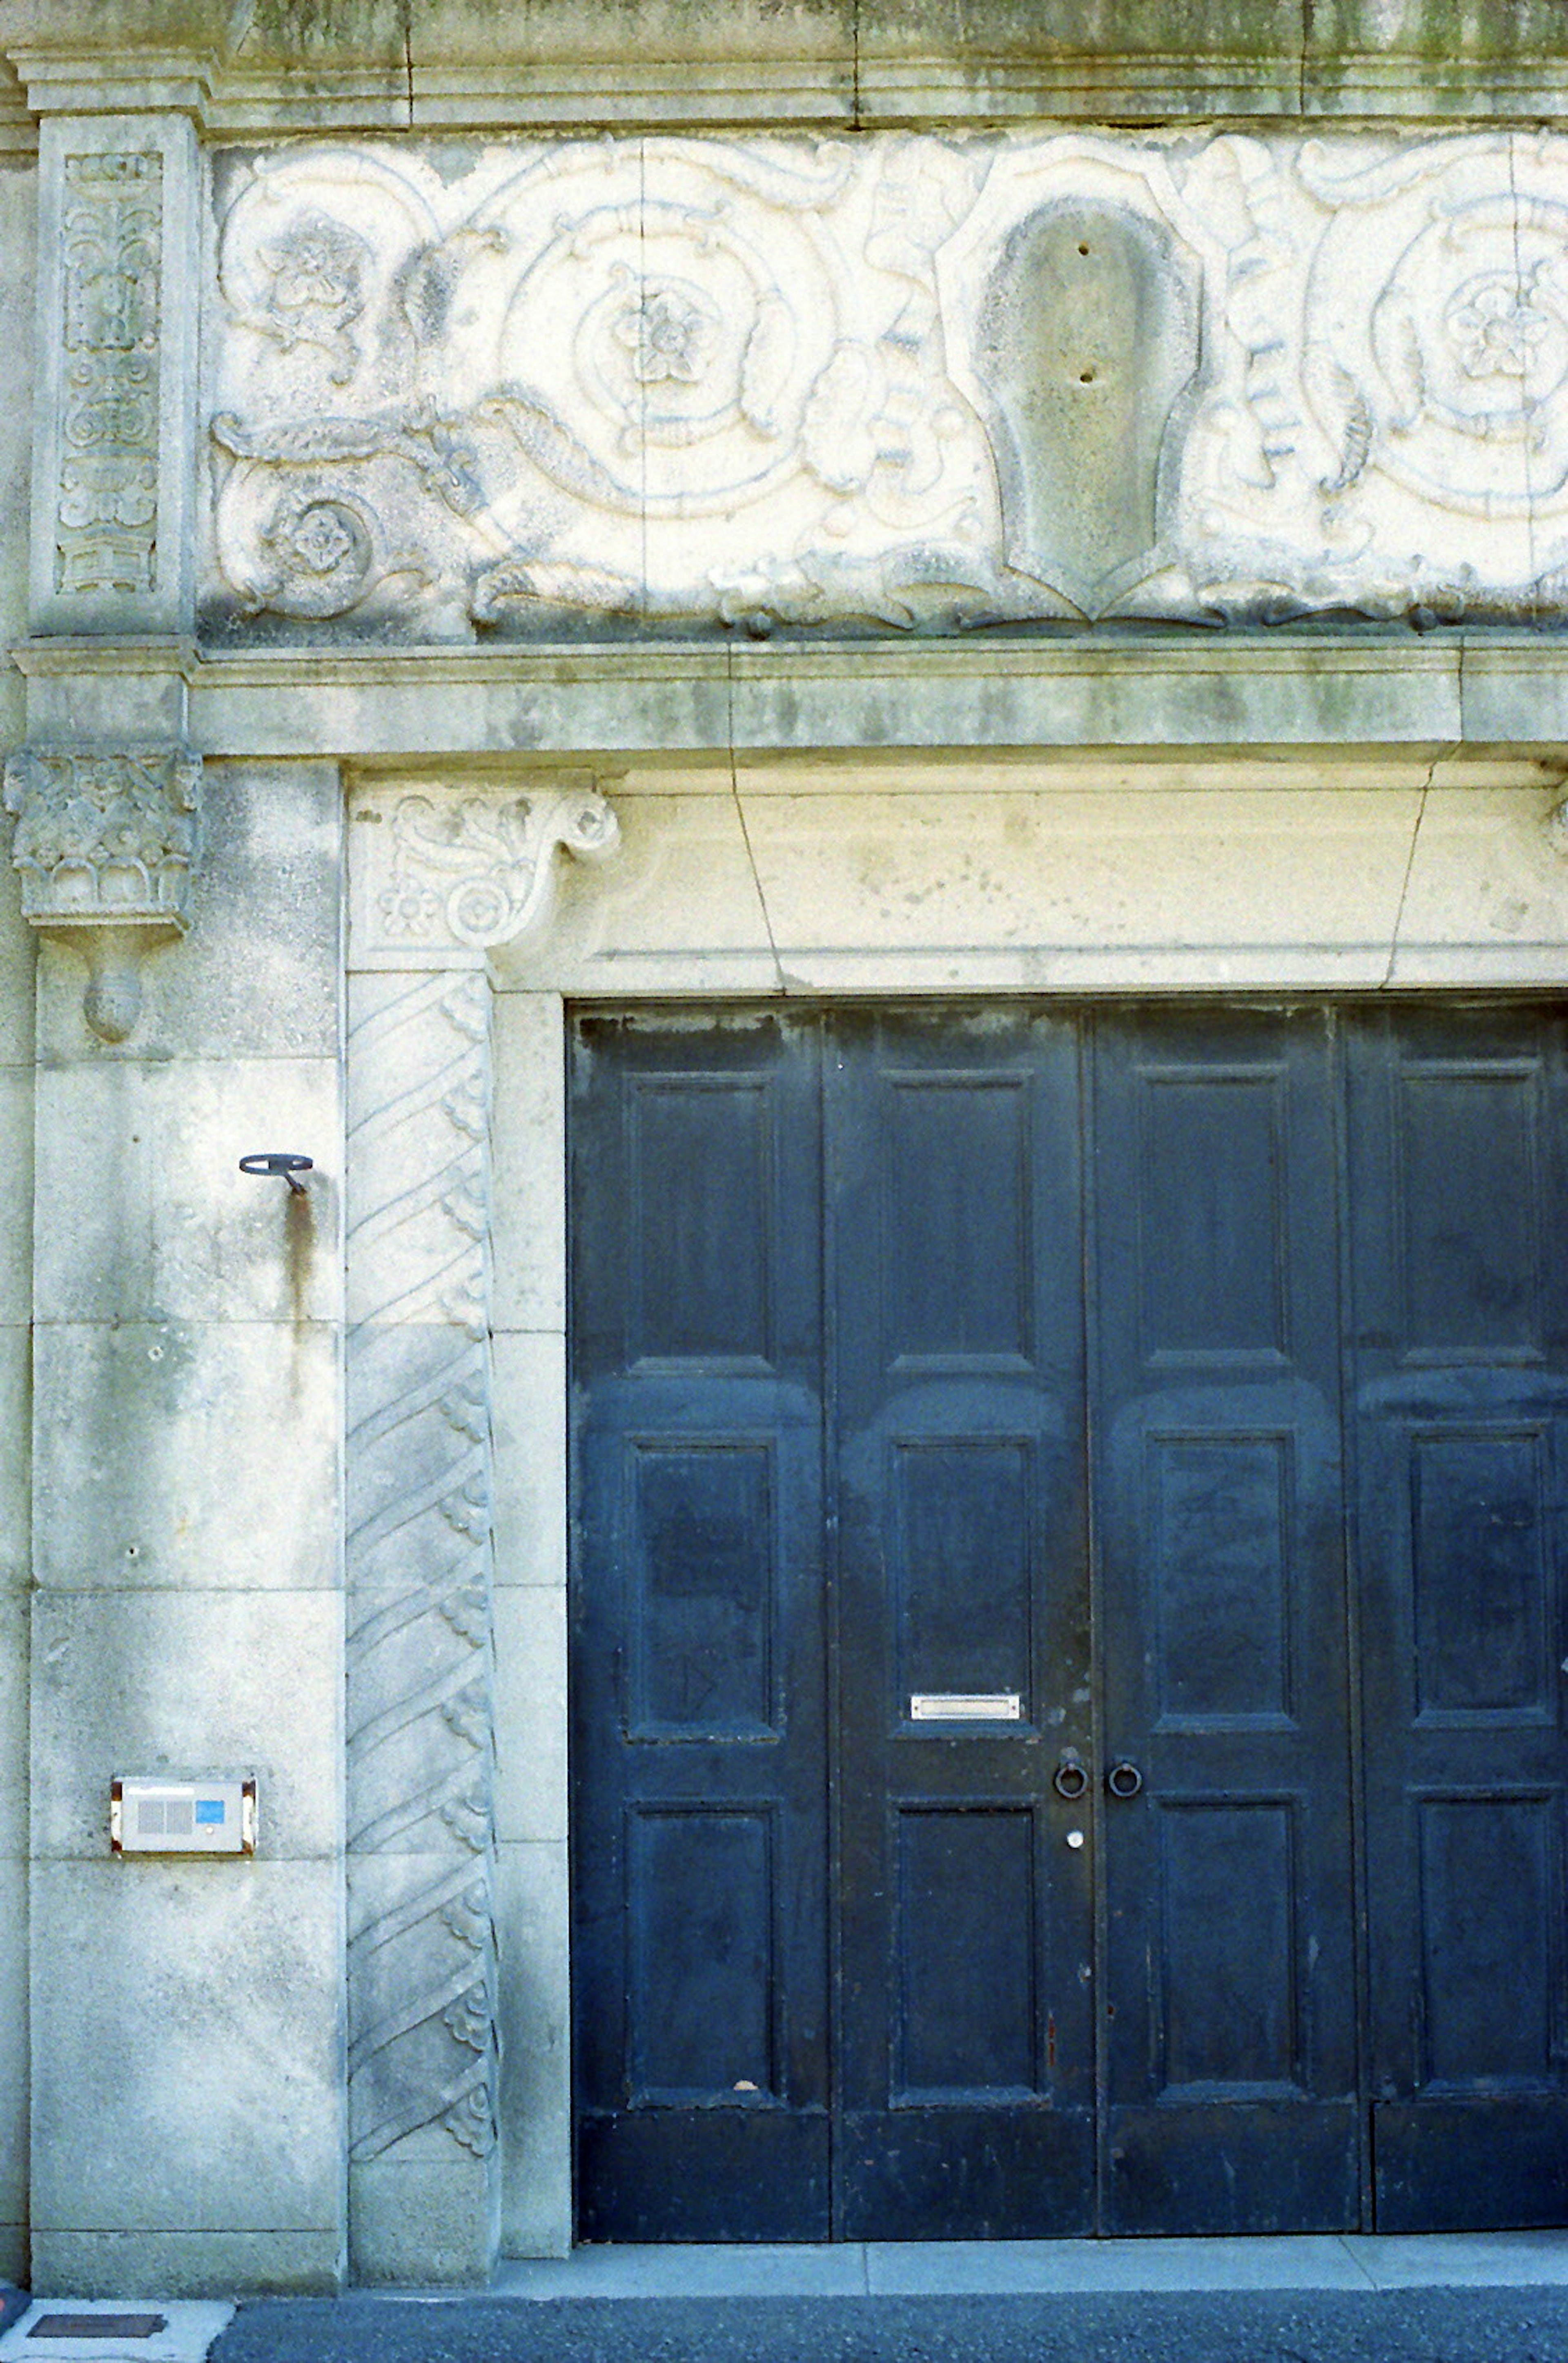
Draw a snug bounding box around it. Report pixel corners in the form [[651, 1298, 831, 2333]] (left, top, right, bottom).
[[206, 138, 1006, 637], [2, 743, 201, 1042], [204, 128, 1568, 635], [345, 967, 499, 2180], [976, 199, 1199, 612], [57, 149, 162, 600], [354, 779, 621, 963]]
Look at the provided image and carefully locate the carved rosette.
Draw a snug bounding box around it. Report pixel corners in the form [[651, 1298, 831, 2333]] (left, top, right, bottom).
[[346, 966, 500, 2173], [2, 742, 202, 1042]]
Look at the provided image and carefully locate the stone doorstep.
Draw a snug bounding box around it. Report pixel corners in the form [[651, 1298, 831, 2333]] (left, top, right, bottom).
[[0, 2306, 233, 2363]]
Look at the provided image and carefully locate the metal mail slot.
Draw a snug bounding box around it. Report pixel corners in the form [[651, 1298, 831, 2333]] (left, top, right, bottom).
[[909, 1693, 1022, 1722]]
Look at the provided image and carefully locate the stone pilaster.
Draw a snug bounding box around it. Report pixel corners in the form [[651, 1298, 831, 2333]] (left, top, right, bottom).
[[344, 777, 616, 2283], [30, 112, 199, 637]]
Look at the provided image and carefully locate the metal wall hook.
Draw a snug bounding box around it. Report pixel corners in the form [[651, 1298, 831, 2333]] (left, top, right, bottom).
[[239, 1152, 314, 1196]]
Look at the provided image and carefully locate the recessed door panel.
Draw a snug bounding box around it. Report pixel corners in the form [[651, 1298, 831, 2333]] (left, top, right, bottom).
[[831, 1009, 1094, 2238], [1348, 1005, 1568, 2231], [1093, 1008, 1359, 2234]]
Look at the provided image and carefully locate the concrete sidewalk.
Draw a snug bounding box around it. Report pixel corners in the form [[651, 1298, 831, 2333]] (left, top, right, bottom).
[[13, 2238, 1568, 2363]]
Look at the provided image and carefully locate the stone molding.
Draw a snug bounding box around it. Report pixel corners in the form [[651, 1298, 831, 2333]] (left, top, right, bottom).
[[2, 737, 201, 1040], [352, 780, 621, 969]]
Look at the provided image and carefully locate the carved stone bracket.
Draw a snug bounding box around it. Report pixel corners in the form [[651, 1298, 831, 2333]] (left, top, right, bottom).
[[3, 741, 201, 1041], [354, 777, 620, 965]]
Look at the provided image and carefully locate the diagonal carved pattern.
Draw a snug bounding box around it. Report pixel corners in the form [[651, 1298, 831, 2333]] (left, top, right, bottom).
[[346, 967, 498, 2165]]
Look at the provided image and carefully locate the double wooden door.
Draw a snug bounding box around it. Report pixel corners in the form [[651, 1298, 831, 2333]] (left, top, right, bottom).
[[570, 1002, 1568, 2239]]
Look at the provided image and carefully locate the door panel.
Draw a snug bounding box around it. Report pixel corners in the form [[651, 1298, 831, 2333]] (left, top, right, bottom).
[[1091, 1009, 1359, 2233], [830, 1010, 1095, 2236], [570, 999, 1568, 2244], [572, 1012, 830, 2238], [1347, 1005, 1568, 2230]]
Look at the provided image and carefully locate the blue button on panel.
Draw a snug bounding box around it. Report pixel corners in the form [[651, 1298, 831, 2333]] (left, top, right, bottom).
[[194, 1798, 226, 1825]]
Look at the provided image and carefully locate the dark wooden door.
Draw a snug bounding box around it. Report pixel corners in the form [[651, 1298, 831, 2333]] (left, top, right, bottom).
[[570, 1012, 831, 2238], [570, 999, 1568, 2243], [829, 1010, 1095, 2236], [1347, 1004, 1568, 2230], [1091, 1008, 1359, 2232]]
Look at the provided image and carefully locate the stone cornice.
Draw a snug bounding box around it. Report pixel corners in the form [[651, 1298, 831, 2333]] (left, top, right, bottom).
[[7, 6, 1568, 131], [16, 629, 1568, 758]]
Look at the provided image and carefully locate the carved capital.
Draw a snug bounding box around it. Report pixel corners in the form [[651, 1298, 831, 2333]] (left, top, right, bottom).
[[358, 778, 619, 964], [3, 740, 202, 1040]]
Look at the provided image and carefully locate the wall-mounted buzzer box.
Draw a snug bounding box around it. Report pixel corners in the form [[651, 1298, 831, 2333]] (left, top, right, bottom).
[[111, 1776, 257, 1855]]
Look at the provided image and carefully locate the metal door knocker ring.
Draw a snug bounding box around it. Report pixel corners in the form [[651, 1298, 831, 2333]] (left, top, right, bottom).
[[1053, 1751, 1089, 1801], [1107, 1759, 1144, 1799]]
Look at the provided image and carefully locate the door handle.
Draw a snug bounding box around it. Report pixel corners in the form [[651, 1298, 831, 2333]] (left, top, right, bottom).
[[1053, 1749, 1089, 1800], [1106, 1759, 1144, 1799]]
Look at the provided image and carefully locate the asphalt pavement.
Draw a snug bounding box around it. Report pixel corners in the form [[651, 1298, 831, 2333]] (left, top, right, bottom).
[[210, 2287, 1568, 2363]]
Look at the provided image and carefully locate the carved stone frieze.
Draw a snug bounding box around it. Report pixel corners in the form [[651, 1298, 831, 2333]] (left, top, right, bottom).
[[354, 778, 620, 964], [205, 128, 1568, 633], [58, 149, 162, 600], [2, 742, 201, 1041]]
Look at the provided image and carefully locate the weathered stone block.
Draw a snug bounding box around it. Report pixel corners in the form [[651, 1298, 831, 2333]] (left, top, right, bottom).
[[0, 1858, 26, 2244], [496, 1839, 571, 2260], [34, 1056, 342, 1322], [493, 1587, 566, 1847], [29, 1858, 346, 2239], [33, 1320, 340, 1593], [490, 992, 564, 1335], [490, 1329, 567, 1592], [30, 1589, 343, 1861], [34, 762, 343, 1065], [0, 1067, 33, 1327], [347, 2156, 496, 2287], [0, 1590, 26, 1857], [0, 1328, 29, 1595], [28, 2229, 343, 2301]]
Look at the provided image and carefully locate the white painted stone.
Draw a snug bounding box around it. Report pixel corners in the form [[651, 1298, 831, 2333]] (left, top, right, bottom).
[[490, 1329, 567, 1592], [489, 992, 564, 1335], [0, 2302, 234, 2363], [33, 1057, 342, 1323], [30, 1590, 343, 1861], [496, 1839, 571, 2261], [34, 762, 343, 1065], [493, 1587, 566, 1847], [29, 1858, 346, 2239], [0, 1588, 25, 1858], [33, 1321, 341, 1593]]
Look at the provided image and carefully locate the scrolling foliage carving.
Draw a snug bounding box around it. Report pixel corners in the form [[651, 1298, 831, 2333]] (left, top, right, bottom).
[[58, 151, 162, 599], [208, 129, 1568, 634]]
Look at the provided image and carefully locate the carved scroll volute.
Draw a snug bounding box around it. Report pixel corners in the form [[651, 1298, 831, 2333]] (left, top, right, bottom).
[[3, 742, 201, 1041]]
